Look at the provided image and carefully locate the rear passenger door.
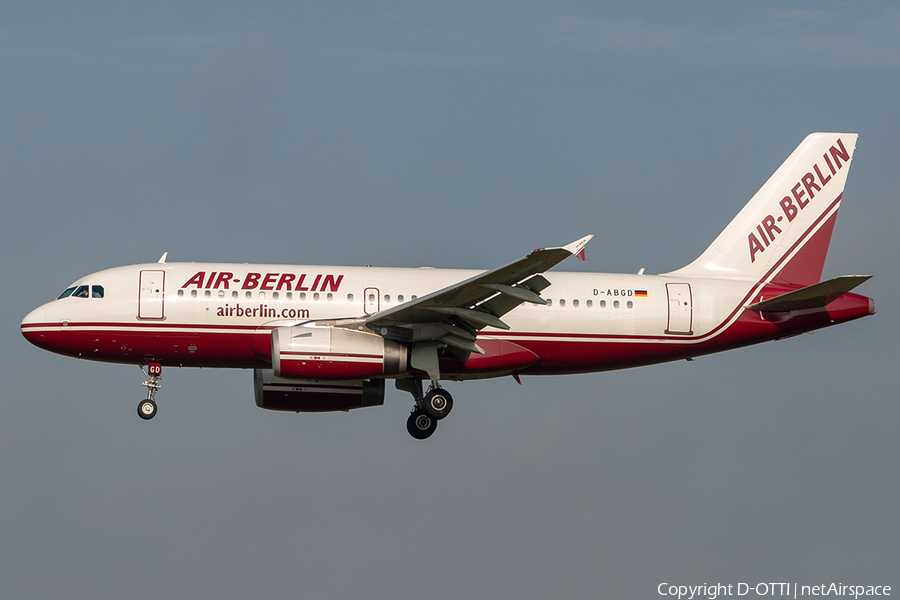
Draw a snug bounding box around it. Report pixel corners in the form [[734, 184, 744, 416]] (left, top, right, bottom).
[[665, 283, 692, 335]]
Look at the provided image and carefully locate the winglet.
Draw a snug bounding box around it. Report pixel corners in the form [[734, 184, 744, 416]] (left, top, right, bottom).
[[563, 235, 593, 261], [157, 252, 168, 264]]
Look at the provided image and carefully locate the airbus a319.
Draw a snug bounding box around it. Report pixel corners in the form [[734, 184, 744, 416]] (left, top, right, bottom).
[[21, 133, 874, 439]]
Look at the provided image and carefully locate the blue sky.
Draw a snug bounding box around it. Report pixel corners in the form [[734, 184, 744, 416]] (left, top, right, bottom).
[[2, 2, 898, 598]]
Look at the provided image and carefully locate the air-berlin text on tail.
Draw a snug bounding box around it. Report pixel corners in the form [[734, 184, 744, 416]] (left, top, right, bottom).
[[748, 138, 850, 263], [181, 271, 344, 292]]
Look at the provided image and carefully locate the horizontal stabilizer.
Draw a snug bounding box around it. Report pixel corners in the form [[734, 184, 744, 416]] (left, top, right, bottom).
[[747, 275, 871, 312]]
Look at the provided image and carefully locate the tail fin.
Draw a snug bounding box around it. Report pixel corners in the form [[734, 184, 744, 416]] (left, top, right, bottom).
[[667, 133, 858, 285]]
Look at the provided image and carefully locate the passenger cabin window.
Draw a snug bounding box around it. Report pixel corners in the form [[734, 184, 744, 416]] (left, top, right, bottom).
[[91, 285, 104, 298], [58, 287, 76, 299]]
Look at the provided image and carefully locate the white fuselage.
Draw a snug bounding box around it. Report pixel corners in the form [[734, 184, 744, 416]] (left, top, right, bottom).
[[22, 260, 865, 378]]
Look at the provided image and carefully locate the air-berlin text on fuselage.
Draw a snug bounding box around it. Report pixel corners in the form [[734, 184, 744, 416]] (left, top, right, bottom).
[[181, 271, 344, 292], [215, 303, 310, 319], [748, 138, 850, 263]]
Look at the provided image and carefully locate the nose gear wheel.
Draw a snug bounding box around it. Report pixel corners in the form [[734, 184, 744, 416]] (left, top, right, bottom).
[[138, 399, 158, 420], [138, 363, 162, 420]]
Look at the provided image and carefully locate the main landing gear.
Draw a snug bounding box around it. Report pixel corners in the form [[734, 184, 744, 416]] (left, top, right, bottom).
[[138, 363, 162, 420], [399, 380, 454, 440]]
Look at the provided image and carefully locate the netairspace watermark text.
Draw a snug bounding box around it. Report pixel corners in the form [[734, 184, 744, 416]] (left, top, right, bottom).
[[658, 583, 891, 600]]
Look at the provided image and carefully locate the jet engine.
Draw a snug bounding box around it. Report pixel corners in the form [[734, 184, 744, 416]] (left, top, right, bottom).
[[271, 325, 407, 380], [254, 369, 385, 412]]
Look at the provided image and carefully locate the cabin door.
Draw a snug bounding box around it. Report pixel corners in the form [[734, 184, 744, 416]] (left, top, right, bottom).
[[665, 283, 692, 335], [138, 270, 165, 320]]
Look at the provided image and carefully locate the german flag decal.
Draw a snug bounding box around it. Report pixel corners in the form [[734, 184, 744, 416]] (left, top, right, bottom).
[[635, 290, 648, 297]]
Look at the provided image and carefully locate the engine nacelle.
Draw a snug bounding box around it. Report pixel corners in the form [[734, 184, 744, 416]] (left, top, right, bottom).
[[254, 369, 385, 412], [271, 325, 407, 380]]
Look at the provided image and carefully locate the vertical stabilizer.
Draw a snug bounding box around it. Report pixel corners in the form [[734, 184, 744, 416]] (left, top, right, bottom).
[[667, 133, 857, 285]]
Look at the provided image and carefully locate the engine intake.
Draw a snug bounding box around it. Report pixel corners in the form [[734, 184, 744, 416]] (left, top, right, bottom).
[[271, 325, 407, 380], [254, 369, 385, 412]]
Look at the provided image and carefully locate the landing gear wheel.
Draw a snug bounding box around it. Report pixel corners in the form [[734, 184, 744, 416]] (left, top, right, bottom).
[[138, 364, 162, 421], [423, 388, 453, 420], [138, 399, 158, 420], [407, 410, 437, 440]]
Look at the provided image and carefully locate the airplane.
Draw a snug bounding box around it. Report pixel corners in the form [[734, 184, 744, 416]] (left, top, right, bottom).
[[21, 133, 874, 439]]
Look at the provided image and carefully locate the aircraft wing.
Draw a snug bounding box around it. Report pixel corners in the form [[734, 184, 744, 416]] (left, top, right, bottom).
[[365, 235, 592, 357]]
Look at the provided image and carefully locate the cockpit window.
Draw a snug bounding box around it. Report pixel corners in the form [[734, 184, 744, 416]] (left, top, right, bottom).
[[58, 284, 102, 299]]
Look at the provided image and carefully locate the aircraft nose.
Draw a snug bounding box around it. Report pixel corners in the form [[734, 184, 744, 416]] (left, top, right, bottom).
[[21, 305, 48, 345], [21, 305, 47, 326]]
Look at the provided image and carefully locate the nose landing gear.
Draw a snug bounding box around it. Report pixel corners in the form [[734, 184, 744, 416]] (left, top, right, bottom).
[[138, 363, 162, 420]]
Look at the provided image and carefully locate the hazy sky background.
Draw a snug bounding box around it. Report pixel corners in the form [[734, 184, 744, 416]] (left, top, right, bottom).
[[2, 2, 898, 598]]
